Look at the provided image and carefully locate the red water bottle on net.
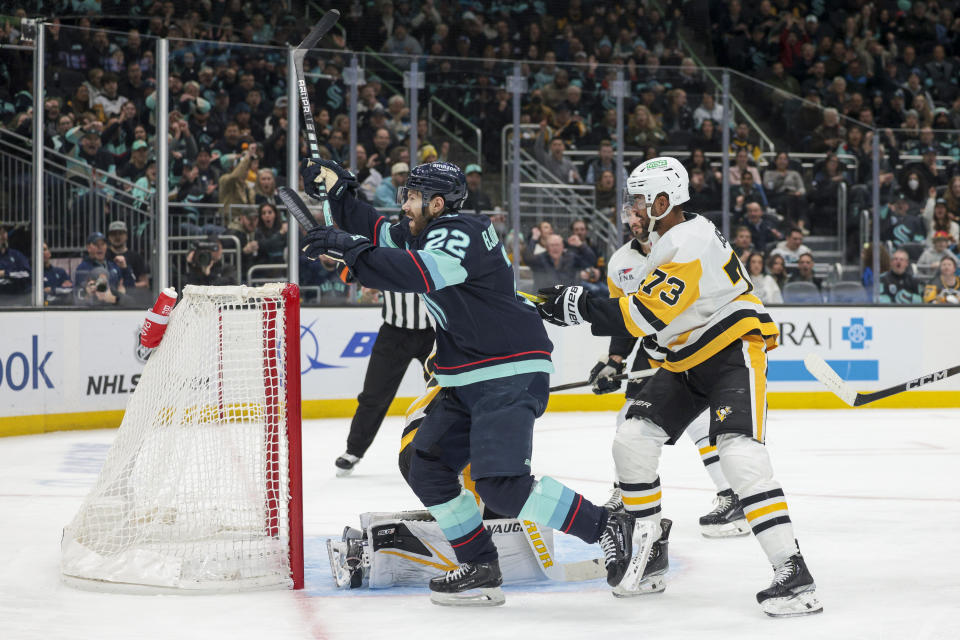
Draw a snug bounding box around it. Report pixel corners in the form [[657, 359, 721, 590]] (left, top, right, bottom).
[[140, 287, 178, 348]]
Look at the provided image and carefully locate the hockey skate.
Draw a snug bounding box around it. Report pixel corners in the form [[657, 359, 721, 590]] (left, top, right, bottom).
[[602, 485, 623, 512], [335, 453, 361, 477], [756, 553, 823, 617], [699, 489, 750, 538], [429, 560, 505, 607], [326, 526, 368, 588], [614, 518, 671, 597], [599, 510, 634, 586]]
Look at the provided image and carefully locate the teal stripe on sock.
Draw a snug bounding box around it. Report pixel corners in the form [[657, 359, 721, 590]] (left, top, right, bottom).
[[428, 490, 483, 541], [517, 476, 576, 530]]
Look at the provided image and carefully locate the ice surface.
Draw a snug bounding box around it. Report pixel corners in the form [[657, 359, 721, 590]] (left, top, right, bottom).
[[1, 409, 959, 639]]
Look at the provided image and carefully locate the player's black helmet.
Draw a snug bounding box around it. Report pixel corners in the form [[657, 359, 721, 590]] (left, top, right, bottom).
[[397, 161, 467, 212]]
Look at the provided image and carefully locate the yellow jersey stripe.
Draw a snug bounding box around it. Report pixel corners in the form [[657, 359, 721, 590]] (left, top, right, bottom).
[[608, 277, 624, 299], [622, 491, 662, 505], [663, 317, 779, 372], [405, 385, 441, 419], [745, 335, 767, 442], [698, 445, 717, 455], [619, 296, 648, 337], [745, 501, 788, 522], [400, 427, 418, 452]]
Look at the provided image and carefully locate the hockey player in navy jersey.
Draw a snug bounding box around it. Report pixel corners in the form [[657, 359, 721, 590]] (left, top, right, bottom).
[[300, 159, 633, 607]]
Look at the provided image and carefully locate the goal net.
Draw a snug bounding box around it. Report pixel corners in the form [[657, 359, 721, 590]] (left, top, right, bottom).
[[61, 283, 303, 593]]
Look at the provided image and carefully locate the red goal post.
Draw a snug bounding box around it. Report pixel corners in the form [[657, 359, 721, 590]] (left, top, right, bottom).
[[61, 283, 303, 593]]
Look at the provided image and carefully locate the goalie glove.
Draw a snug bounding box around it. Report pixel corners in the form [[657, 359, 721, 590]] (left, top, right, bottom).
[[536, 285, 589, 327], [302, 226, 374, 266], [300, 158, 357, 201], [588, 357, 626, 395]]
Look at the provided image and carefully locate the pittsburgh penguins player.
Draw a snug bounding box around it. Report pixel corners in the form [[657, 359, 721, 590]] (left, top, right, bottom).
[[537, 157, 821, 617], [591, 204, 750, 540]]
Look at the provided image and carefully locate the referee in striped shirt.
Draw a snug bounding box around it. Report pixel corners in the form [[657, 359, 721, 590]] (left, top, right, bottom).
[[336, 289, 435, 475]]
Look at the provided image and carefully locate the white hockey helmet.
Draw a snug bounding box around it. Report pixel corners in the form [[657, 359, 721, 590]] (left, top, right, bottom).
[[624, 156, 689, 233]]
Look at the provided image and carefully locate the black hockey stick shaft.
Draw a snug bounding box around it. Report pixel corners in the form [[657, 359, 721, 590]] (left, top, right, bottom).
[[853, 364, 960, 406], [549, 368, 655, 392], [279, 186, 353, 283], [292, 10, 339, 226]]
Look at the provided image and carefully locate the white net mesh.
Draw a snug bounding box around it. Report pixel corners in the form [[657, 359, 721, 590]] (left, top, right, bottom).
[[61, 284, 299, 593]]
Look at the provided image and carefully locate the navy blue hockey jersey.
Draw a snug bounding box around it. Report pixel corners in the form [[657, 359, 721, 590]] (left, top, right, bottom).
[[329, 193, 553, 386]]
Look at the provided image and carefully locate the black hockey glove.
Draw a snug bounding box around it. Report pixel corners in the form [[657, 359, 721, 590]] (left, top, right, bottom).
[[536, 285, 589, 327], [302, 226, 373, 266], [588, 357, 626, 395], [300, 158, 357, 201]]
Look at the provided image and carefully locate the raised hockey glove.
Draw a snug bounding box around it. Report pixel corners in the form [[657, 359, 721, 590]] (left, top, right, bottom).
[[300, 158, 357, 201], [589, 357, 626, 395], [302, 226, 373, 266], [536, 285, 589, 327]]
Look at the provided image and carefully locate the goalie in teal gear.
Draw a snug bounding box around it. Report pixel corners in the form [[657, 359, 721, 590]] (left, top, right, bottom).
[[301, 158, 635, 607]]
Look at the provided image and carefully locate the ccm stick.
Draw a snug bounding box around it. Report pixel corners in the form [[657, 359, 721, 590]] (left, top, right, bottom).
[[804, 353, 960, 407]]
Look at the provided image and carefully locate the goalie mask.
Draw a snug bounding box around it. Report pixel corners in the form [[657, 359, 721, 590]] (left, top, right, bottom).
[[622, 156, 689, 234]]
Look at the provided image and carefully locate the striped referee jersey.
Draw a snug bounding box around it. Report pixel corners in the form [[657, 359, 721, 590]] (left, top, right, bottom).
[[382, 291, 433, 330]]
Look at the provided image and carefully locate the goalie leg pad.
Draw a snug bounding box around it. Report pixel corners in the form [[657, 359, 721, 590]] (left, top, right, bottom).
[[717, 434, 797, 565]]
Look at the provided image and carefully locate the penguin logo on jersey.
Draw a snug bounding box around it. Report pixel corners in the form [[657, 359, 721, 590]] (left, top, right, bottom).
[[715, 406, 733, 422]]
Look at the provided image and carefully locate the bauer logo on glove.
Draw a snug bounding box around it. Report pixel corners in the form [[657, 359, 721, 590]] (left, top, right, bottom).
[[535, 285, 588, 327]]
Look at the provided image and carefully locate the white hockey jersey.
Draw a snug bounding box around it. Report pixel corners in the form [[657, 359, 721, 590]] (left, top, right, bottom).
[[607, 238, 650, 297], [614, 214, 779, 372]]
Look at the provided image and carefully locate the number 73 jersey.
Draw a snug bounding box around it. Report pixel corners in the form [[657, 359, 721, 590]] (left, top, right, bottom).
[[601, 214, 779, 373]]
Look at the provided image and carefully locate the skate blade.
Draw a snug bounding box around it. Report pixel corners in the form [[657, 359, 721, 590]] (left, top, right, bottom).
[[613, 574, 665, 597], [761, 589, 823, 617], [612, 520, 657, 595], [335, 466, 355, 477], [430, 587, 505, 607], [700, 519, 751, 538]]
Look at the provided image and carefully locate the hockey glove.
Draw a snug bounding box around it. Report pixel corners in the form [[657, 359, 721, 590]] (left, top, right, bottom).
[[536, 285, 589, 327], [588, 357, 626, 395], [300, 158, 357, 201], [302, 226, 373, 266]]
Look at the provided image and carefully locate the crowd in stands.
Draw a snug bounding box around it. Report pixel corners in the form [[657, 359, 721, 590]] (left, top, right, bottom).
[[2, 1, 960, 306]]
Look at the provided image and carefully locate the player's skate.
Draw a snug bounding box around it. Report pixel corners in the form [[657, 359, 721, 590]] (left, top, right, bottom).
[[599, 510, 634, 586], [326, 526, 368, 588], [602, 484, 623, 512], [756, 553, 823, 617], [334, 453, 361, 477], [614, 518, 671, 597], [429, 559, 504, 607], [699, 488, 750, 538]]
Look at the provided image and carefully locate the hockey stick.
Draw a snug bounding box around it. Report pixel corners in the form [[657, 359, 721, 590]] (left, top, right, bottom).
[[549, 368, 656, 393], [518, 290, 545, 304], [803, 353, 960, 407], [277, 185, 320, 233], [292, 10, 340, 227]]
